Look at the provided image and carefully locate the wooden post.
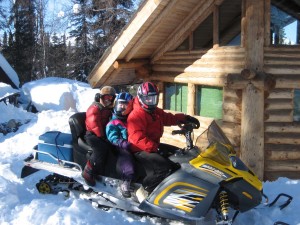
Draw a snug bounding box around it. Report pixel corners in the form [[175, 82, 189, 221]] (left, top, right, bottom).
[[213, 5, 219, 48], [240, 0, 266, 180], [240, 83, 264, 179], [187, 83, 196, 115], [156, 81, 164, 109]]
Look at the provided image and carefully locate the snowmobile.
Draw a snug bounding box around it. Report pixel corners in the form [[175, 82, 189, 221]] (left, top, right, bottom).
[[21, 112, 292, 224]]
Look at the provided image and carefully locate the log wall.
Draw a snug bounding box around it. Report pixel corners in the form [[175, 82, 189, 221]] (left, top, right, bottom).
[[153, 47, 243, 150], [264, 46, 300, 180], [152, 46, 300, 181]]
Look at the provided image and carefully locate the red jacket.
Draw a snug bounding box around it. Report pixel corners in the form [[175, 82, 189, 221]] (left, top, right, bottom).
[[127, 97, 186, 153], [85, 102, 112, 138]]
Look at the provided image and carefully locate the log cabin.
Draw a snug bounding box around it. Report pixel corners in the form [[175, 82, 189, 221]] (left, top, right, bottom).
[[87, 0, 300, 181]]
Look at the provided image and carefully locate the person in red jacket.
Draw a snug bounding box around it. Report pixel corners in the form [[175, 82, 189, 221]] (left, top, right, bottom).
[[127, 82, 199, 202], [82, 86, 116, 186]]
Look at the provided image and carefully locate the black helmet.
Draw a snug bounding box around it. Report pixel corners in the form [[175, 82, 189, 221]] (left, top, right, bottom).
[[114, 92, 133, 118], [137, 82, 159, 112]]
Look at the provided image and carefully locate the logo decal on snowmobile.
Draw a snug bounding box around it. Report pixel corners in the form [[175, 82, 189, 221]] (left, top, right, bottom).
[[163, 188, 207, 212], [154, 182, 208, 213], [199, 164, 230, 180]]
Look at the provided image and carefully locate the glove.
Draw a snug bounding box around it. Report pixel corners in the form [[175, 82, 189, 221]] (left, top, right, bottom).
[[185, 115, 200, 128], [117, 139, 131, 151]]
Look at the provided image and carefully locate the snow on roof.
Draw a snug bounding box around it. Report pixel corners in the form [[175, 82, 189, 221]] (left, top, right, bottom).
[[0, 53, 20, 88], [0, 82, 20, 101]]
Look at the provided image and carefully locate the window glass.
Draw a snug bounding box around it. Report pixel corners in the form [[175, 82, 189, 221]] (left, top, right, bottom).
[[219, 0, 241, 46], [271, 3, 300, 45], [295, 89, 300, 121], [176, 37, 189, 51], [164, 83, 187, 113], [196, 86, 223, 119], [193, 14, 213, 49]]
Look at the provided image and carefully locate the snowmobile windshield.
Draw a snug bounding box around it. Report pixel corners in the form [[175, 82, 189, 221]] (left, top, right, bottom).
[[195, 120, 235, 166]]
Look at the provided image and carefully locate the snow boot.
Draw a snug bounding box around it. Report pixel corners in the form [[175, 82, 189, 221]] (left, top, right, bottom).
[[136, 186, 149, 203], [120, 180, 132, 198], [82, 160, 96, 186]]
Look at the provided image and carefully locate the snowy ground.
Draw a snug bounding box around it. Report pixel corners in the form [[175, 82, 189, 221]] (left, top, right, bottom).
[[0, 78, 299, 225]]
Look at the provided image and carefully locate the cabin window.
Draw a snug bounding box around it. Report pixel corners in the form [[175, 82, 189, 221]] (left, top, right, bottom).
[[196, 86, 223, 119], [219, 0, 242, 46], [176, 37, 189, 51], [164, 83, 187, 113], [271, 2, 300, 45], [294, 89, 300, 121], [193, 14, 213, 49]]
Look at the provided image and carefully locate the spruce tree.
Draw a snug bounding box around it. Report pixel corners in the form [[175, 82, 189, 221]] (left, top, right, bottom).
[[11, 0, 36, 85], [68, 0, 134, 81]]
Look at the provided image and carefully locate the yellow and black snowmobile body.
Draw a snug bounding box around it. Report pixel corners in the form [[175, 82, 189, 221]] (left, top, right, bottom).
[[139, 121, 263, 223]]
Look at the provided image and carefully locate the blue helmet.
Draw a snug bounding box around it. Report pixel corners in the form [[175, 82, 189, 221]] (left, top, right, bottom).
[[114, 92, 133, 118]]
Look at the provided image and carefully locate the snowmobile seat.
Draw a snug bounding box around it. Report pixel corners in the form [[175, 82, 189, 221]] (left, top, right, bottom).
[[69, 112, 92, 168]]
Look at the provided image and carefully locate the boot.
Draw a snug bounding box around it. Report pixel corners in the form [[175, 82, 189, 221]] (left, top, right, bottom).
[[82, 160, 96, 186], [135, 186, 149, 203], [120, 180, 132, 198]]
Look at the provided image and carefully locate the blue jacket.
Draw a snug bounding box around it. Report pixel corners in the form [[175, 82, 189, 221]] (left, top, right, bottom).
[[106, 114, 128, 146]]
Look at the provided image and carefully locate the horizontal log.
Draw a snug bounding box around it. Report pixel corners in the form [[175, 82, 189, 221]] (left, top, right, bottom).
[[223, 105, 241, 117], [151, 72, 226, 86], [274, 76, 300, 88], [152, 64, 243, 73], [265, 143, 300, 151], [264, 58, 300, 65], [265, 99, 293, 110], [264, 46, 300, 52], [156, 58, 243, 66], [264, 171, 300, 181], [266, 150, 300, 161], [265, 132, 300, 144], [192, 58, 244, 66], [158, 55, 204, 60], [154, 59, 199, 65], [264, 65, 300, 75], [265, 160, 300, 171], [265, 109, 293, 116], [113, 59, 149, 69], [267, 89, 293, 99], [265, 115, 293, 123], [265, 122, 300, 133], [224, 88, 242, 99], [164, 46, 244, 55], [222, 114, 241, 123], [264, 53, 300, 59], [223, 101, 241, 111], [164, 50, 209, 56], [226, 73, 276, 91]]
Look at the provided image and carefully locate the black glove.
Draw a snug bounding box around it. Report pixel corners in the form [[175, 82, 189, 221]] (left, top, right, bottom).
[[185, 115, 200, 128]]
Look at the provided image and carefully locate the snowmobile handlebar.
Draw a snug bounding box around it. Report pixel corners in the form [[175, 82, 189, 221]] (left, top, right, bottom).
[[171, 122, 197, 135], [172, 123, 196, 150]]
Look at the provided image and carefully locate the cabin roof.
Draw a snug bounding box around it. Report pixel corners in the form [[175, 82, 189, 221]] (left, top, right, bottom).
[[87, 0, 300, 88]]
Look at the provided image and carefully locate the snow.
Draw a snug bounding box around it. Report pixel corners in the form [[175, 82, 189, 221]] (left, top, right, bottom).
[[0, 82, 20, 101], [0, 77, 299, 225], [0, 53, 20, 88]]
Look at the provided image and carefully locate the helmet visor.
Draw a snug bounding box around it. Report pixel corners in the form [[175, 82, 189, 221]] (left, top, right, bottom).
[[140, 94, 158, 106]]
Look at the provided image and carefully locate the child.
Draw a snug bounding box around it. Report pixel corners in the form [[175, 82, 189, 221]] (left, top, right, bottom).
[[106, 92, 134, 198]]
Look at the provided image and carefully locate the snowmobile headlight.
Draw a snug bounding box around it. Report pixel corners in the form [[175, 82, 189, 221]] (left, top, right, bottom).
[[230, 156, 248, 171]]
